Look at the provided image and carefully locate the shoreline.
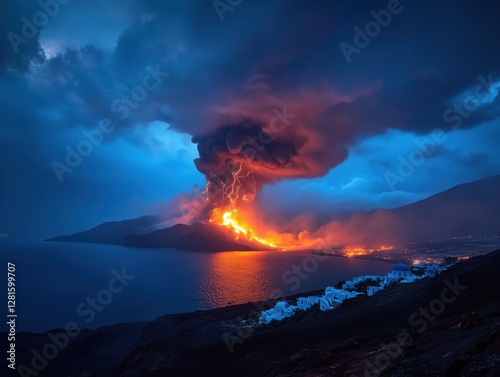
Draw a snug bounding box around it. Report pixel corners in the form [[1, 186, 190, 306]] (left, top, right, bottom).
[[3, 249, 457, 335], [4, 249, 499, 376]]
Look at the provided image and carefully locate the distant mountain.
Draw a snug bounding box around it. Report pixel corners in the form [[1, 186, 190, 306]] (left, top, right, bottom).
[[339, 175, 500, 244], [46, 217, 259, 251], [46, 175, 500, 250], [125, 223, 254, 251], [389, 174, 500, 238], [46, 215, 163, 245]]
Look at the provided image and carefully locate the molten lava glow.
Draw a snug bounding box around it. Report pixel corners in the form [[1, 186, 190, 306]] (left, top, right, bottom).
[[204, 163, 280, 249], [200, 161, 397, 252], [220, 210, 277, 248], [344, 245, 394, 257], [345, 247, 368, 257], [222, 211, 248, 238]]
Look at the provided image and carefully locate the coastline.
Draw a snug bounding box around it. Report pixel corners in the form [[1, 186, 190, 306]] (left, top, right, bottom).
[[4, 249, 499, 376]]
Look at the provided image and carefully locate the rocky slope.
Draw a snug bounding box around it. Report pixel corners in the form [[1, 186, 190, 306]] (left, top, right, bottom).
[[5, 250, 500, 376]]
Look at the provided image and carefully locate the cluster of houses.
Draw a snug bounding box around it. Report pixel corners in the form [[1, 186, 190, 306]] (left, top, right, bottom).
[[259, 261, 446, 325]]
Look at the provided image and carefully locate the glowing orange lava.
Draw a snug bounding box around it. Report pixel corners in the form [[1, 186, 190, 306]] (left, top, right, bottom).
[[345, 247, 368, 257], [203, 162, 280, 248], [344, 245, 394, 257], [201, 162, 397, 252], [217, 209, 277, 248]]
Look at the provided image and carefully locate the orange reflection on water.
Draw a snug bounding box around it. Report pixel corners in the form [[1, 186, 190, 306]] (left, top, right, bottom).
[[198, 251, 271, 307]]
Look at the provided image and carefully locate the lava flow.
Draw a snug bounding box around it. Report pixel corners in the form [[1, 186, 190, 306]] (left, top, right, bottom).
[[203, 163, 279, 249], [218, 208, 277, 248]]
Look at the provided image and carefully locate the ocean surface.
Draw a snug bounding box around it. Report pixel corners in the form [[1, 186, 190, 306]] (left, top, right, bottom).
[[0, 242, 394, 333]]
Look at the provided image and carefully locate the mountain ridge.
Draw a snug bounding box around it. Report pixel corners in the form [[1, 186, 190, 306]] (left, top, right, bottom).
[[46, 175, 500, 250]]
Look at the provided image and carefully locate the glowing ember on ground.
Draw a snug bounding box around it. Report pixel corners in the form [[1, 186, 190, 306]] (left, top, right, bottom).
[[345, 247, 368, 257], [412, 257, 443, 265], [343, 245, 395, 257]]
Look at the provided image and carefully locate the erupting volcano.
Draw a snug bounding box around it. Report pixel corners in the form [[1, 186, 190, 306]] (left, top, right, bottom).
[[203, 163, 278, 248], [190, 120, 320, 250]]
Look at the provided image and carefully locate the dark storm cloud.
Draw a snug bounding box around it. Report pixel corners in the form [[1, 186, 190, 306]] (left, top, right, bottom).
[[192, 122, 306, 181], [191, 120, 309, 209], [109, 0, 500, 158], [0, 1, 45, 73], [1, 0, 500, 239], [4, 0, 499, 141]]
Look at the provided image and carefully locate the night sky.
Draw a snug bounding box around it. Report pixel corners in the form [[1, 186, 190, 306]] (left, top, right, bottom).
[[1, 0, 500, 241]]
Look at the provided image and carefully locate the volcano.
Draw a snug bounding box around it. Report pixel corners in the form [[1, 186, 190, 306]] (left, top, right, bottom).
[[46, 221, 272, 251], [124, 223, 270, 251], [46, 175, 500, 251]]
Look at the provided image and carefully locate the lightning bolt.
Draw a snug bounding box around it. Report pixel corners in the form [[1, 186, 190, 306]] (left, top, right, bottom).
[[204, 163, 277, 248]]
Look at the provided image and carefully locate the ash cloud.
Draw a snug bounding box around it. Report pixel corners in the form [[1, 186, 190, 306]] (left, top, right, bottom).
[[191, 110, 351, 213], [193, 122, 304, 179], [2, 0, 500, 239], [192, 121, 304, 210]]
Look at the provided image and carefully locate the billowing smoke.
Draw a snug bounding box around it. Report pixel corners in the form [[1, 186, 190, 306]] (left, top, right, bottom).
[[191, 106, 348, 220], [178, 84, 361, 232], [193, 121, 302, 207]]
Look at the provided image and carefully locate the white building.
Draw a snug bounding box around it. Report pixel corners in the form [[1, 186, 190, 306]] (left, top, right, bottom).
[[259, 309, 276, 324], [391, 263, 412, 278], [325, 286, 336, 294], [384, 263, 412, 285], [342, 275, 383, 290], [277, 301, 298, 317], [320, 297, 334, 311], [324, 287, 348, 303], [297, 296, 320, 310], [260, 301, 298, 324], [429, 263, 444, 273], [274, 301, 287, 318], [342, 281, 356, 290], [297, 297, 309, 310], [424, 266, 437, 277], [367, 285, 383, 296], [347, 291, 364, 299], [308, 296, 320, 306], [258, 261, 448, 325]]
